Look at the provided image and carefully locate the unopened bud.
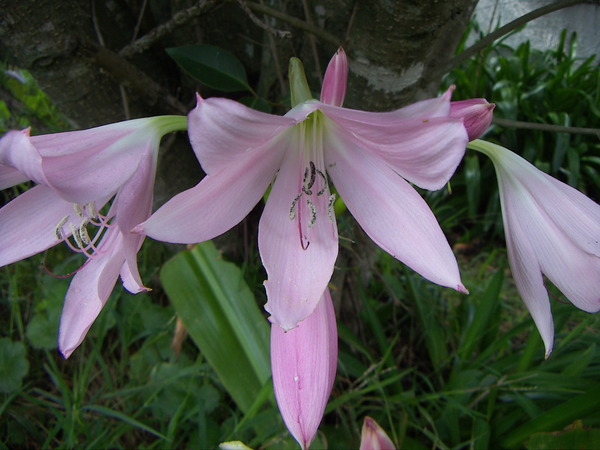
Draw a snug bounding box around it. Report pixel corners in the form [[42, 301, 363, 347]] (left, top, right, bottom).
[[360, 416, 395, 450], [271, 290, 338, 450], [450, 98, 495, 141]]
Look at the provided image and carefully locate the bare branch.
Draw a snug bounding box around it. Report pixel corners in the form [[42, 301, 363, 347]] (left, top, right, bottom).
[[243, 1, 341, 47], [302, 0, 322, 82], [119, 0, 220, 58], [493, 117, 600, 137], [80, 40, 188, 114], [131, 0, 149, 43], [236, 0, 291, 38]]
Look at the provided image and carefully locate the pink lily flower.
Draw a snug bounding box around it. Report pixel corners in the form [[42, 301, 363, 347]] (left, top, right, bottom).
[[270, 289, 337, 449], [469, 140, 600, 357], [450, 98, 495, 141], [359, 416, 395, 450], [138, 48, 469, 332], [0, 116, 186, 357]]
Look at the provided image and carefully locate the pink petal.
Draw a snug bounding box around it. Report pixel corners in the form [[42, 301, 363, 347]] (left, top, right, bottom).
[[360, 417, 396, 450], [498, 149, 600, 258], [324, 125, 465, 293], [317, 89, 452, 126], [188, 95, 297, 175], [502, 172, 600, 315], [0, 185, 72, 267], [32, 120, 155, 204], [31, 123, 132, 157], [320, 48, 348, 107], [58, 229, 126, 358], [0, 129, 48, 185], [271, 289, 337, 450], [500, 196, 555, 357], [0, 165, 28, 189], [450, 99, 495, 141], [58, 148, 160, 357], [259, 130, 338, 330], [473, 141, 600, 357], [139, 138, 285, 244], [114, 149, 156, 293], [322, 113, 467, 190]]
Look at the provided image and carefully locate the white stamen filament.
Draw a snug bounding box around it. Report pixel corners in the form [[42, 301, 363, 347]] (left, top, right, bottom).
[[53, 201, 114, 259], [70, 223, 83, 248]]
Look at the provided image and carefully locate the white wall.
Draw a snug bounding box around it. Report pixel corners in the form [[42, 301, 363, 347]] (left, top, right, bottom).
[[471, 0, 600, 57]]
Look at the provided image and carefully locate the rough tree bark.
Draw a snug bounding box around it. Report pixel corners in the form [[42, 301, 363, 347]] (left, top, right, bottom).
[[0, 0, 478, 123], [341, 0, 478, 109]]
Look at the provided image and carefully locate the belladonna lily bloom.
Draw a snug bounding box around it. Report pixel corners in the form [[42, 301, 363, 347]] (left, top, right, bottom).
[[0, 116, 187, 357], [270, 290, 337, 449], [469, 139, 600, 357], [137, 48, 470, 333], [359, 416, 395, 450]]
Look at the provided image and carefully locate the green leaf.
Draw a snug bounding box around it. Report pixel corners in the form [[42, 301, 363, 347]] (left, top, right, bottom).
[[501, 384, 600, 448], [457, 265, 503, 363], [526, 423, 600, 450], [464, 153, 481, 218], [26, 312, 59, 350], [405, 270, 447, 371], [0, 338, 29, 393], [82, 404, 169, 441], [160, 241, 271, 413], [166, 44, 250, 92]]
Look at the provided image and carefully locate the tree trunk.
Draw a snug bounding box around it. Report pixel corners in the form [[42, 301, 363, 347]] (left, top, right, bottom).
[[0, 0, 478, 124], [341, 0, 479, 109]]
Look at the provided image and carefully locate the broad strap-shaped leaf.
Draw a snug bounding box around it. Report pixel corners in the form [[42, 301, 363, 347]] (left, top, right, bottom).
[[160, 241, 271, 413]]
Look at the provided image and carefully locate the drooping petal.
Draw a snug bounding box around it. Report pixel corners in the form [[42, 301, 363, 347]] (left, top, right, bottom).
[[58, 229, 126, 358], [139, 136, 286, 244], [320, 48, 348, 107], [535, 174, 600, 258], [470, 139, 600, 356], [492, 147, 600, 258], [114, 149, 156, 293], [500, 168, 600, 314], [322, 112, 467, 190], [499, 186, 555, 357], [0, 185, 72, 267], [188, 95, 297, 174], [360, 417, 396, 450], [259, 123, 338, 330], [325, 123, 465, 293], [271, 289, 338, 450]]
